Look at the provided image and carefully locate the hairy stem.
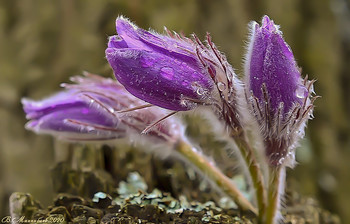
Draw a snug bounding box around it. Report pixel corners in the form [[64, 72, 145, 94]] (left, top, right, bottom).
[[233, 135, 267, 223], [265, 166, 285, 224], [176, 140, 257, 214]]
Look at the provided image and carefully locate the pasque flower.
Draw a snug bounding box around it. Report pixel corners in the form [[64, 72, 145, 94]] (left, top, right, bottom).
[[20, 15, 320, 223], [243, 16, 318, 224], [22, 73, 256, 213], [106, 17, 227, 111], [106, 17, 270, 218], [106, 17, 245, 135], [22, 73, 182, 143], [244, 15, 316, 167]]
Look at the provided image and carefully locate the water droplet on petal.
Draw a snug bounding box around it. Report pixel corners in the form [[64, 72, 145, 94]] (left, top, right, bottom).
[[160, 67, 174, 80], [217, 82, 226, 91], [191, 81, 205, 96], [180, 99, 188, 106], [295, 86, 308, 99], [196, 88, 205, 95], [140, 57, 155, 68]]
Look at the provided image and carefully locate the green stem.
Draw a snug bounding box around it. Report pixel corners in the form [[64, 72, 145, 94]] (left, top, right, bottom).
[[176, 140, 257, 214], [265, 166, 285, 224], [233, 135, 267, 223]]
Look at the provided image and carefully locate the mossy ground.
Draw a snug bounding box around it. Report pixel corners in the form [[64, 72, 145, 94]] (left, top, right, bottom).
[[9, 144, 339, 224]]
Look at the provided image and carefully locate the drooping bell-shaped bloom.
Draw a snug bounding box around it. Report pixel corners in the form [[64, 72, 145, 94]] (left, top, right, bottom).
[[22, 73, 184, 143], [244, 16, 316, 166], [105, 17, 216, 111]]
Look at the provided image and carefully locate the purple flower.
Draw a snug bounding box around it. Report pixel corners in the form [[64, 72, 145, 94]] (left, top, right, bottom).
[[246, 16, 307, 114], [244, 16, 316, 166], [22, 73, 183, 143], [105, 17, 215, 111]]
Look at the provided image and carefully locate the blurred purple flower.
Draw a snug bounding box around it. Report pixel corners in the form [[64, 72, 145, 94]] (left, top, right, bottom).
[[105, 17, 216, 111], [244, 16, 316, 166], [22, 73, 183, 143]]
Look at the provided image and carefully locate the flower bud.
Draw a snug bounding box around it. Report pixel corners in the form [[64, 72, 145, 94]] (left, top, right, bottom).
[[105, 17, 215, 111], [244, 16, 316, 167]]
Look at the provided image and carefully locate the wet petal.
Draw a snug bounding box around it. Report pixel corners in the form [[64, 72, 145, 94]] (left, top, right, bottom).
[[106, 47, 213, 111], [244, 16, 316, 167], [107, 18, 214, 111], [246, 15, 306, 114]]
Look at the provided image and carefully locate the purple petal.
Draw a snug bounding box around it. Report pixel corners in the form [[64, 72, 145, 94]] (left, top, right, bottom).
[[22, 92, 82, 120], [136, 28, 196, 59], [22, 90, 122, 141], [116, 18, 153, 50], [116, 18, 195, 59], [29, 104, 118, 132], [106, 47, 213, 111], [23, 74, 186, 143], [247, 15, 307, 114], [106, 18, 214, 111], [108, 36, 128, 49]]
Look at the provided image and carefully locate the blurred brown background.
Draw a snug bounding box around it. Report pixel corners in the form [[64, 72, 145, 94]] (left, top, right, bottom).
[[0, 0, 349, 222]]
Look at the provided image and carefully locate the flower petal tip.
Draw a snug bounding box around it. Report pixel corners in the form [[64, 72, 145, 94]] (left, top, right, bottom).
[[261, 15, 279, 33]]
